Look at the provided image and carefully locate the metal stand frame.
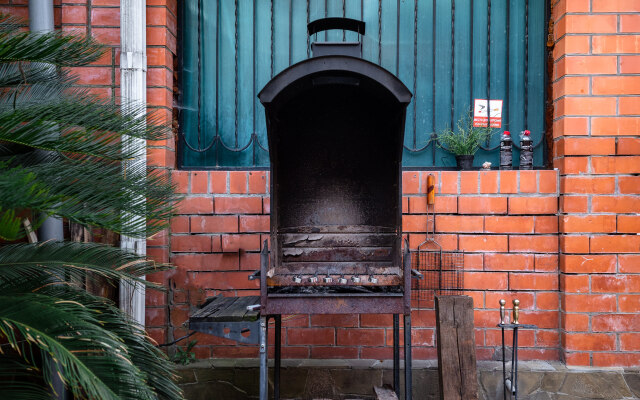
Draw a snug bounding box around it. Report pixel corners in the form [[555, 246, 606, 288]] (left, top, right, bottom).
[[499, 323, 536, 400]]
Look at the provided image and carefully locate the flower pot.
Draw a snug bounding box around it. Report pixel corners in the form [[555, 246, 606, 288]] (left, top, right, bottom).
[[455, 155, 474, 170]]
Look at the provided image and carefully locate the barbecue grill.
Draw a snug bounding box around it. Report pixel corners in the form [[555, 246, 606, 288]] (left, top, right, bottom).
[[256, 18, 414, 399]]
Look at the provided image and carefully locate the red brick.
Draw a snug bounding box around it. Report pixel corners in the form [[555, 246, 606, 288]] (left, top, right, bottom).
[[311, 314, 359, 328], [592, 0, 640, 12], [172, 254, 239, 271], [562, 137, 616, 156], [176, 197, 214, 214], [310, 347, 358, 359], [360, 314, 393, 327], [72, 66, 112, 85], [621, 56, 640, 73], [170, 216, 189, 233], [560, 235, 590, 253], [337, 328, 385, 346], [592, 118, 640, 137], [509, 273, 558, 291], [592, 156, 640, 174], [221, 234, 261, 252], [562, 176, 615, 194], [561, 196, 588, 213], [534, 216, 558, 234], [464, 272, 508, 290], [535, 254, 559, 272], [562, 313, 590, 332], [214, 197, 263, 214], [620, 98, 640, 116], [460, 171, 478, 194], [413, 309, 436, 327], [459, 235, 508, 252], [592, 275, 640, 294], [618, 215, 640, 233], [619, 176, 640, 194], [592, 314, 640, 332], [590, 235, 640, 253], [239, 215, 269, 233], [558, 56, 618, 77], [458, 197, 507, 214], [621, 15, 640, 33], [439, 171, 459, 194], [553, 117, 589, 137], [563, 294, 617, 312], [435, 215, 483, 233], [553, 76, 590, 99], [479, 171, 497, 194], [564, 352, 590, 366], [561, 215, 616, 233], [486, 329, 535, 347], [402, 215, 429, 232], [484, 253, 534, 271], [209, 171, 227, 193], [593, 77, 640, 97], [592, 196, 640, 213], [402, 171, 420, 194], [564, 333, 615, 351], [510, 235, 558, 253], [288, 328, 334, 345], [593, 353, 640, 367], [619, 255, 640, 273], [536, 292, 559, 311], [538, 171, 558, 194], [62, 5, 87, 24], [191, 216, 237, 233], [191, 271, 259, 289], [556, 157, 589, 175], [560, 254, 616, 274], [620, 295, 640, 312], [190, 171, 208, 193], [499, 171, 518, 194], [146, 307, 166, 326], [484, 216, 534, 234], [519, 171, 537, 193], [239, 252, 259, 270], [508, 197, 557, 215], [248, 171, 267, 194], [229, 171, 247, 194], [171, 235, 212, 253], [556, 15, 617, 37]]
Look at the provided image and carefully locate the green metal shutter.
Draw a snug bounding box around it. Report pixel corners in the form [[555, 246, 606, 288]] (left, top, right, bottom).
[[179, 0, 548, 169]]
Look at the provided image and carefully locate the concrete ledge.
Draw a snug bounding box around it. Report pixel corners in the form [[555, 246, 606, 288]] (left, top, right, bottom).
[[177, 359, 640, 399]]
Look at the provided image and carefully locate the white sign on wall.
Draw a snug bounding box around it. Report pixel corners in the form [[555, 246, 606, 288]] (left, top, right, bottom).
[[473, 99, 503, 128]]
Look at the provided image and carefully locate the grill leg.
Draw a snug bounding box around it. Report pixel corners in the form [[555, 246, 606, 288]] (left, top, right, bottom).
[[393, 314, 400, 397], [274, 315, 281, 400], [404, 314, 412, 400], [259, 316, 268, 400]]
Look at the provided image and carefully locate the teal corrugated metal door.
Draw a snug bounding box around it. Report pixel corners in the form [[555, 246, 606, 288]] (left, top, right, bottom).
[[180, 0, 547, 169]]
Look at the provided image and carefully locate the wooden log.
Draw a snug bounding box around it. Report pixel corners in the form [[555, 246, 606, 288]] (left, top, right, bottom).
[[435, 295, 478, 400]]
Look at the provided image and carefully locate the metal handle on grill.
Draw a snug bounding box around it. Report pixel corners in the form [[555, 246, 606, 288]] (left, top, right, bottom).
[[307, 17, 366, 36]]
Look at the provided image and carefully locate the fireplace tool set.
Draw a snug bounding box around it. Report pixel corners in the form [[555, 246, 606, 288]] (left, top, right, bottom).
[[498, 299, 537, 400]]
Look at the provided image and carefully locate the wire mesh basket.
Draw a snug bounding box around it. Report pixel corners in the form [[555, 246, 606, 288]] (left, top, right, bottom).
[[410, 190, 464, 307]]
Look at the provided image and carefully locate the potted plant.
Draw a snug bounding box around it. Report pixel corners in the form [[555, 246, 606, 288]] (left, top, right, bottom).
[[437, 111, 495, 170]]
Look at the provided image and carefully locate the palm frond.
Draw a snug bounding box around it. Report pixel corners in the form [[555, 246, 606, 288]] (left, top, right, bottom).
[[0, 14, 103, 66], [0, 241, 170, 292], [0, 292, 156, 400]]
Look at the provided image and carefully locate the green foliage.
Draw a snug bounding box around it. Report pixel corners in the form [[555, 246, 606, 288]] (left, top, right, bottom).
[[0, 12, 183, 400], [171, 340, 198, 366], [437, 111, 495, 156]]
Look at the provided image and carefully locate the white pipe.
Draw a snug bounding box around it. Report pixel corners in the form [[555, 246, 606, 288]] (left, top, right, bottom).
[[119, 0, 147, 326]]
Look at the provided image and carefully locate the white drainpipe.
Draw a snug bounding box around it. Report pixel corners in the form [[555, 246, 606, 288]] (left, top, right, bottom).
[[119, 0, 147, 325]]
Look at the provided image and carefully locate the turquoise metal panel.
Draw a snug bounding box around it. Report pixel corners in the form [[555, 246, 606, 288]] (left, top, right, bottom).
[[179, 0, 548, 169]]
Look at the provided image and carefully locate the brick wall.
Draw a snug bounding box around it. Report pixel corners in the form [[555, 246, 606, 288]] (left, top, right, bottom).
[[553, 0, 640, 367], [155, 170, 561, 361]]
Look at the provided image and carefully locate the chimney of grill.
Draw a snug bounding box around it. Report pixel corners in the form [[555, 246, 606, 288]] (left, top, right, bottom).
[[308, 17, 365, 58]]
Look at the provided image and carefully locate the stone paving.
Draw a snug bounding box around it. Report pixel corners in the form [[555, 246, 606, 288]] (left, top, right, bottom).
[[177, 359, 640, 399]]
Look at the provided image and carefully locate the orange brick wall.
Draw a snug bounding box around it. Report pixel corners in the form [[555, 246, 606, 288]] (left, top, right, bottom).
[[154, 170, 561, 361], [553, 0, 640, 367]]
